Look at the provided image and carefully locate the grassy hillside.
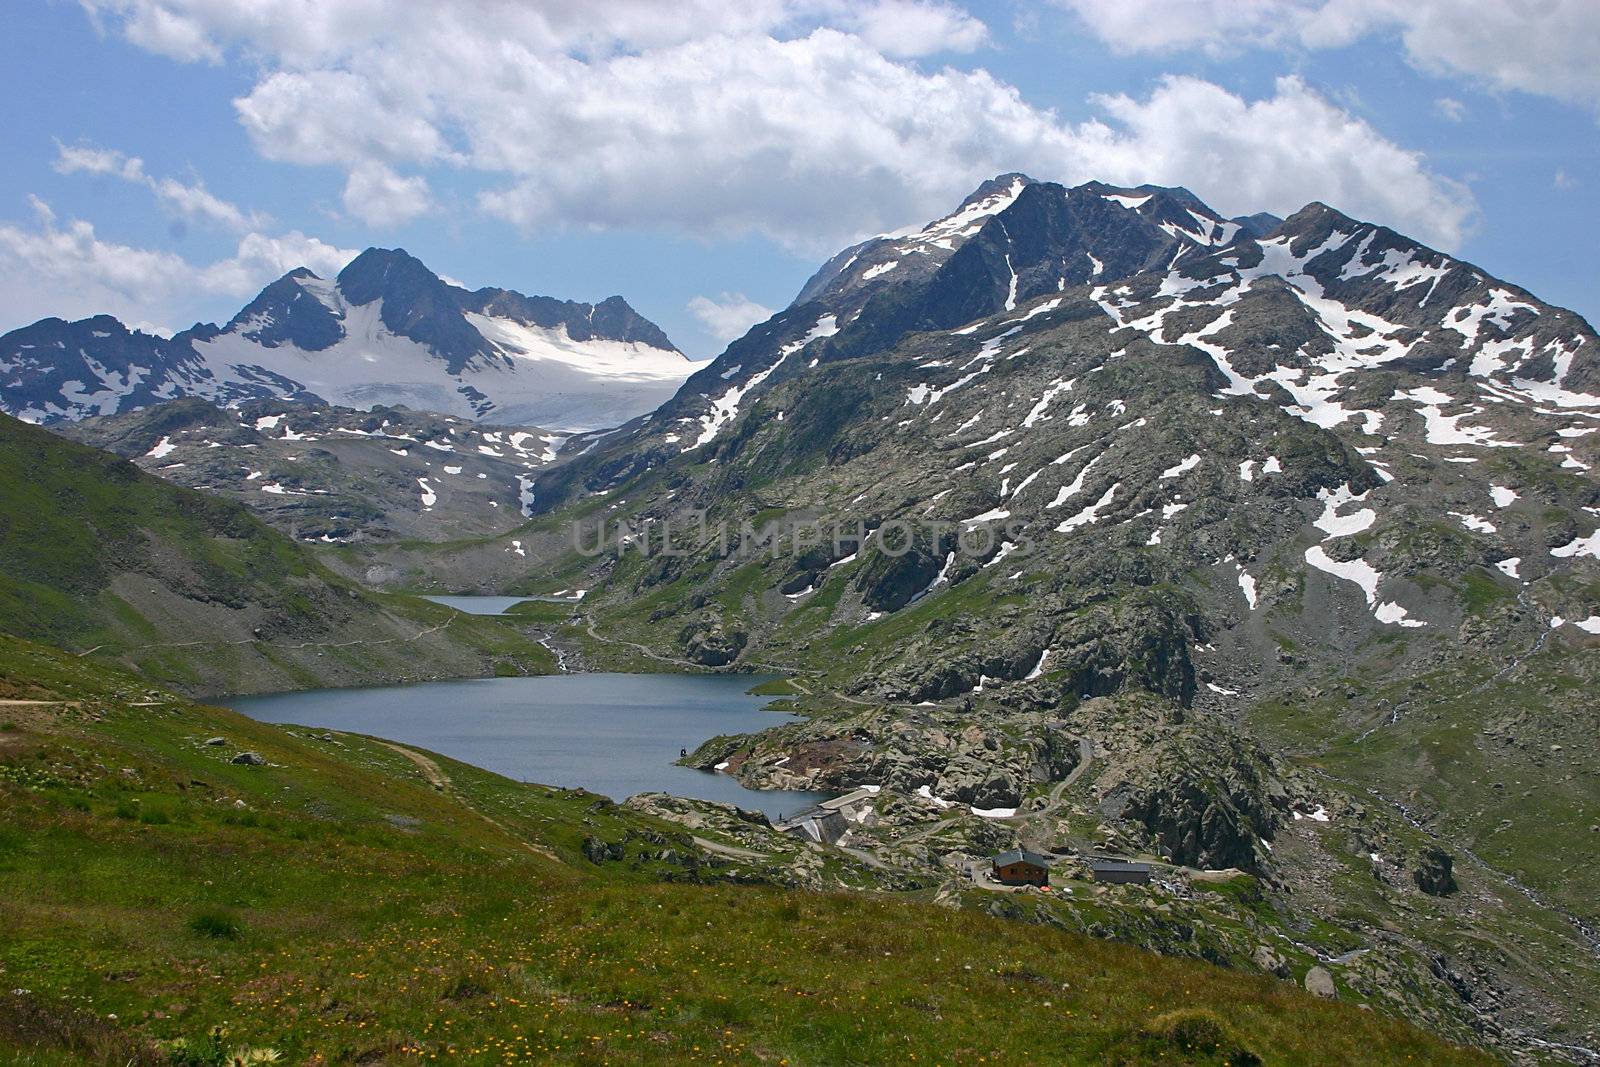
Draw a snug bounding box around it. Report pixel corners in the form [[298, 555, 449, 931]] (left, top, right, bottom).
[[0, 414, 552, 695], [0, 633, 1486, 1066]]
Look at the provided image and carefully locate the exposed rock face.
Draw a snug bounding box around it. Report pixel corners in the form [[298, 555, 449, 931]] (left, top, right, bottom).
[[1252, 944, 1292, 978], [678, 620, 748, 666], [1080, 697, 1288, 874], [1048, 599, 1197, 705], [56, 397, 563, 544], [934, 759, 1021, 809], [1121, 782, 1267, 873], [581, 835, 625, 864], [855, 542, 946, 613], [1414, 849, 1459, 896]]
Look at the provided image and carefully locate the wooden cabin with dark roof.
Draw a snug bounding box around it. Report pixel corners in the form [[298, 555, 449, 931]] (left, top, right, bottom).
[[991, 848, 1051, 886]]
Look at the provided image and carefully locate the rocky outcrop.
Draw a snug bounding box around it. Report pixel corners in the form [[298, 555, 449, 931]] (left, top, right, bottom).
[[934, 758, 1021, 808], [854, 542, 946, 613], [581, 835, 625, 864], [1413, 849, 1459, 896], [696, 702, 1081, 809], [1252, 944, 1292, 979], [1047, 599, 1198, 706], [1080, 696, 1288, 874], [677, 619, 747, 666]]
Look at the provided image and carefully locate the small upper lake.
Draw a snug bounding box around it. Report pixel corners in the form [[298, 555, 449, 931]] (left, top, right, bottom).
[[420, 594, 580, 615], [228, 672, 828, 819]]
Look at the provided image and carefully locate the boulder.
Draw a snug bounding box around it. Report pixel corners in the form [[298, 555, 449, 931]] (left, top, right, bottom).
[[581, 835, 625, 864], [203, 737, 227, 746], [1304, 966, 1337, 999], [1252, 945, 1291, 979], [230, 751, 266, 766], [1413, 848, 1459, 896]]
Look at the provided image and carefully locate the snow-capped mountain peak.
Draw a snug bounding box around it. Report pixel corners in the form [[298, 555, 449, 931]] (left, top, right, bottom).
[[0, 249, 693, 432], [532, 174, 1597, 516]]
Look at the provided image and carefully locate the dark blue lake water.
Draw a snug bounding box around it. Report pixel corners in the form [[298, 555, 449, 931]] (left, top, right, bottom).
[[227, 672, 827, 819]]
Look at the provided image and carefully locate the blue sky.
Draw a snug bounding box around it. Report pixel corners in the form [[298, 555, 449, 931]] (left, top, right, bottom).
[[2, 0, 1596, 358]]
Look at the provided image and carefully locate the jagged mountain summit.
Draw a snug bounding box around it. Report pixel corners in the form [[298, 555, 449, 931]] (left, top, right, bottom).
[[536, 174, 1596, 498], [0, 248, 694, 432], [513, 172, 1600, 707]]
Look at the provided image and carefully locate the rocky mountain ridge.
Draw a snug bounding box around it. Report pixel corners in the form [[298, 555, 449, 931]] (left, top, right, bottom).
[[0, 248, 693, 431], [529, 177, 1596, 501], [55, 396, 568, 544]]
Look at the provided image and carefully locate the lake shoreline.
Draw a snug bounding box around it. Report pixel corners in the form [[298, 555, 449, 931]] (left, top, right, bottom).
[[227, 672, 832, 819]]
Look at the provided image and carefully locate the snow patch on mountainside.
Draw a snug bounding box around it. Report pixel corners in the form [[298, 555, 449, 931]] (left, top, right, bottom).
[[186, 298, 694, 432], [691, 314, 838, 449]]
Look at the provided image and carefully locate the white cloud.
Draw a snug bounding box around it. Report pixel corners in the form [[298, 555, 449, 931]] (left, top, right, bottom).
[[197, 230, 360, 295], [82, 0, 1474, 252], [1051, 0, 1294, 56], [53, 142, 147, 181], [1057, 0, 1600, 115], [0, 200, 355, 333], [235, 70, 456, 167], [80, 1, 981, 63], [149, 176, 268, 232], [1434, 96, 1466, 122], [834, 1, 989, 56], [1555, 169, 1578, 190], [1077, 75, 1475, 248], [688, 292, 777, 345], [342, 162, 432, 227], [53, 140, 269, 231]]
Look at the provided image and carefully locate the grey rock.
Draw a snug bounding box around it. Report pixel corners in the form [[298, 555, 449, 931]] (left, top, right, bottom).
[[678, 620, 747, 666], [230, 751, 267, 766], [1304, 966, 1337, 999], [1252, 945, 1292, 978], [581, 835, 625, 864], [1413, 849, 1459, 896]]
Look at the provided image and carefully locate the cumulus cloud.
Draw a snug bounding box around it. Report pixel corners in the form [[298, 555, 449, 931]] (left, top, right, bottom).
[[688, 292, 777, 345], [235, 70, 455, 168], [1056, 0, 1600, 115], [342, 162, 432, 227], [79, 0, 982, 63], [80, 0, 1474, 253], [833, 1, 989, 56], [1076, 75, 1476, 247], [0, 199, 355, 333], [53, 140, 269, 231], [1434, 96, 1466, 122]]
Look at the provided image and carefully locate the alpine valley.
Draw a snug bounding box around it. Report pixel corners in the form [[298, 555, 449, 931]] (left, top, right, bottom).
[[3, 174, 1598, 1065]]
